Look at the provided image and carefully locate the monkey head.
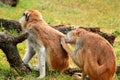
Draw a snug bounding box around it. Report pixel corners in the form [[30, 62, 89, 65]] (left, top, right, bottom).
[[65, 28, 86, 44], [19, 10, 43, 30]]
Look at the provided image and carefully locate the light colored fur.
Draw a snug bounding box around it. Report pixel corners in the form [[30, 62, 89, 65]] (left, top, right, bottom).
[[19, 10, 69, 78], [61, 28, 117, 80]]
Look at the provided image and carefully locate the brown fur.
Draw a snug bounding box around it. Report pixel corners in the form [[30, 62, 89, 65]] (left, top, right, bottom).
[[61, 29, 117, 80], [21, 10, 69, 71]]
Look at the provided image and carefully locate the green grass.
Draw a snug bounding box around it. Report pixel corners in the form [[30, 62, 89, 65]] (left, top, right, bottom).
[[0, 0, 120, 79]]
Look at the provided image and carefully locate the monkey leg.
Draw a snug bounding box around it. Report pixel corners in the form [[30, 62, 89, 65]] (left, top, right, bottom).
[[23, 42, 35, 67], [37, 45, 46, 79]]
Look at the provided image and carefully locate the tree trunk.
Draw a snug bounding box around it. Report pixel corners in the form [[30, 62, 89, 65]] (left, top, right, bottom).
[[0, 32, 31, 75]]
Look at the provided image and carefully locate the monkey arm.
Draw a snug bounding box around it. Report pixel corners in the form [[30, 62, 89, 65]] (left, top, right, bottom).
[[74, 38, 83, 54], [23, 41, 35, 64], [61, 38, 73, 57]]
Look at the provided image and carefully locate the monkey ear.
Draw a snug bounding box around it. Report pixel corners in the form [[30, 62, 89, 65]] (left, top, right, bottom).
[[24, 12, 31, 21]]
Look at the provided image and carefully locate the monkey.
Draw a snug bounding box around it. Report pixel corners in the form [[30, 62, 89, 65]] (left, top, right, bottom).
[[61, 28, 117, 80], [19, 10, 69, 78]]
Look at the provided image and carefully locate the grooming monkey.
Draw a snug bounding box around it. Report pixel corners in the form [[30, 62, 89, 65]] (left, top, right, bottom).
[[19, 10, 69, 78], [61, 28, 117, 80]]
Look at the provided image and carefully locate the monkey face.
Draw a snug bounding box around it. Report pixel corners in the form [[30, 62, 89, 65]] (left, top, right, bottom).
[[66, 28, 86, 44], [19, 11, 30, 29], [19, 10, 43, 30], [66, 30, 77, 44]]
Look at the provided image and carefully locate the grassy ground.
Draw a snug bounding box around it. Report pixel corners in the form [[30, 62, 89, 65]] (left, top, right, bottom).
[[0, 0, 120, 80]]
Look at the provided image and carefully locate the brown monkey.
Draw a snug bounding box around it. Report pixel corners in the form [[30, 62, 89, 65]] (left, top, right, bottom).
[[61, 28, 117, 80], [19, 10, 69, 78]]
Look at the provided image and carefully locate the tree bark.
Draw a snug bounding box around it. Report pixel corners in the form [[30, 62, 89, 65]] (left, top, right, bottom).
[[52, 25, 116, 45], [0, 0, 19, 7], [0, 32, 31, 75], [0, 18, 22, 33]]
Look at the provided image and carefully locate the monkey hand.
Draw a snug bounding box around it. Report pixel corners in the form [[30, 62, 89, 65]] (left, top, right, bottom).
[[61, 37, 66, 44], [61, 37, 70, 51], [61, 37, 67, 49], [61, 37, 73, 56]]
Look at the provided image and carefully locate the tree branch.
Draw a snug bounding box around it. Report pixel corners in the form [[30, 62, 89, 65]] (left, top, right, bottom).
[[0, 32, 31, 75], [14, 32, 29, 44]]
